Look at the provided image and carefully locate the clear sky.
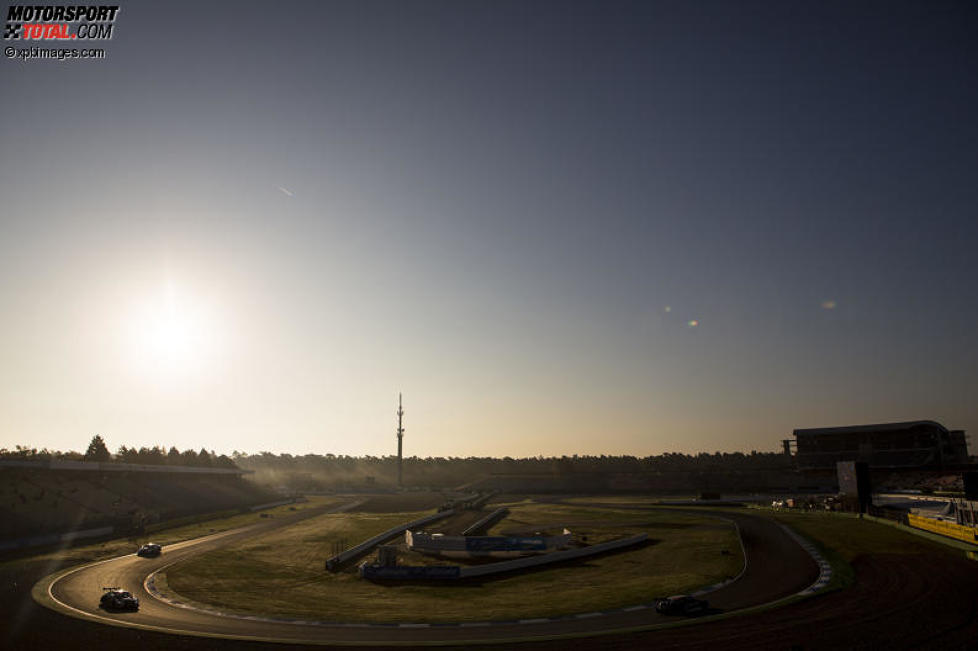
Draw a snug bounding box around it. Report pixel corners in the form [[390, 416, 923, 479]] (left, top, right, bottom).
[[1, 1, 976, 458]]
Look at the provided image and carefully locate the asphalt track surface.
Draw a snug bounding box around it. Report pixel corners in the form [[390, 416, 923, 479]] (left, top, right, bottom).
[[36, 506, 819, 646]]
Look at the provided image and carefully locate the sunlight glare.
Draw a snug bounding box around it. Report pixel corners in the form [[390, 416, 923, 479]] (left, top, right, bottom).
[[126, 282, 221, 382]]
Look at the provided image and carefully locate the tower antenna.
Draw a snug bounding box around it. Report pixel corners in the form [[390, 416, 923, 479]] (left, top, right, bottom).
[[396, 393, 404, 488]]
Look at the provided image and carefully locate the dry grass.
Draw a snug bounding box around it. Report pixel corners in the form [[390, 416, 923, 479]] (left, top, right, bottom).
[[352, 492, 448, 513], [1, 495, 345, 572], [164, 503, 742, 622], [763, 509, 975, 591]]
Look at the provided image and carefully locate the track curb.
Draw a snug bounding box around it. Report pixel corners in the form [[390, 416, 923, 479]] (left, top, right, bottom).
[[778, 524, 833, 593]]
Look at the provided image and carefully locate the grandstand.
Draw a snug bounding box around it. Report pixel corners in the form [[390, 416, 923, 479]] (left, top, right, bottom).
[[0, 460, 278, 544], [406, 529, 573, 559], [792, 421, 969, 471], [472, 468, 802, 493]]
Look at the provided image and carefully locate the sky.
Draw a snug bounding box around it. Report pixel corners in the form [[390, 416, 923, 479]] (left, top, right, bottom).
[[1, 1, 976, 458]]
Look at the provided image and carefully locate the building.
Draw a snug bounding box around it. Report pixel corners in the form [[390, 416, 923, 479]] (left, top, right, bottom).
[[792, 420, 968, 471], [405, 529, 573, 559]]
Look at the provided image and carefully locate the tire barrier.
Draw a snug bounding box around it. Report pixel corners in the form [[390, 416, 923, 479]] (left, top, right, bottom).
[[325, 510, 454, 571]]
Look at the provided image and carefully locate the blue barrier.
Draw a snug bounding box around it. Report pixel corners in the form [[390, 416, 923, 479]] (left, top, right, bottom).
[[464, 536, 547, 551]]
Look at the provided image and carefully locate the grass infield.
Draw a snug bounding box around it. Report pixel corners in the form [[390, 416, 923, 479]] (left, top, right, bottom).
[[162, 502, 743, 623], [3, 495, 346, 577]]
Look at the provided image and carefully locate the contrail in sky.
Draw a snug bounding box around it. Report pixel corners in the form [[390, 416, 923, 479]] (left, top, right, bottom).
[[277, 186, 294, 197]]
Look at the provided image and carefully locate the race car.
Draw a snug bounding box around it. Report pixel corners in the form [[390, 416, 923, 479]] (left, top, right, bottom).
[[654, 594, 709, 616], [100, 587, 139, 611], [137, 542, 162, 557]]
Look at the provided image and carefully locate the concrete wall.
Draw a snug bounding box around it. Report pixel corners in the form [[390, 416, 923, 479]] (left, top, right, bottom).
[[362, 533, 647, 581], [460, 507, 508, 536], [458, 533, 648, 578]]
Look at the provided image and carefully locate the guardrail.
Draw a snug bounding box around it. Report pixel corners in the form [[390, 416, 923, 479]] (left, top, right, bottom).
[[325, 510, 454, 571], [466, 491, 496, 510], [460, 507, 509, 536]]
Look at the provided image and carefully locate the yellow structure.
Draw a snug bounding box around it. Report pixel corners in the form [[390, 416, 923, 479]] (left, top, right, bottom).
[[908, 513, 978, 545]]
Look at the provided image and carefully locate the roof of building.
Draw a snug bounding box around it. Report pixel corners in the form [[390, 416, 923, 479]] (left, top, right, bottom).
[[793, 420, 949, 437]]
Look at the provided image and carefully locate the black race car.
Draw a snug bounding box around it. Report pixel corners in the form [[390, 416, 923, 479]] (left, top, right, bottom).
[[137, 542, 162, 557], [654, 594, 709, 616], [100, 588, 139, 611]]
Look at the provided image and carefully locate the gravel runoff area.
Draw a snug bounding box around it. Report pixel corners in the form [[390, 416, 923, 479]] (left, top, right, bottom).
[[11, 504, 978, 649]]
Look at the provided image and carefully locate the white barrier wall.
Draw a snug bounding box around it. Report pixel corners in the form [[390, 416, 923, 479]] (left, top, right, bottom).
[[460, 507, 509, 536], [458, 533, 648, 578], [326, 510, 455, 570]]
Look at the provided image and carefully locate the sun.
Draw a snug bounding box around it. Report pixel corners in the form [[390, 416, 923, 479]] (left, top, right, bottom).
[[146, 303, 199, 364], [126, 283, 218, 380]]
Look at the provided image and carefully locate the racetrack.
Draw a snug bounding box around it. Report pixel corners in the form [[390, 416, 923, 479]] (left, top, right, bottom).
[[34, 507, 819, 645]]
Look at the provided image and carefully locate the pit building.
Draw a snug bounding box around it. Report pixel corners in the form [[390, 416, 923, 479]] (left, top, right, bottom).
[[791, 420, 969, 471]]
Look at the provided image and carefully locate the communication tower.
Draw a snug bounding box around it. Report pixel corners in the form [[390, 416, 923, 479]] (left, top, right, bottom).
[[396, 393, 404, 488]]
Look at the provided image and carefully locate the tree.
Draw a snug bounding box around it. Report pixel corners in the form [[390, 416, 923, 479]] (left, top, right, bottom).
[[136, 446, 165, 465], [84, 435, 111, 462], [117, 445, 138, 464], [197, 448, 212, 467]]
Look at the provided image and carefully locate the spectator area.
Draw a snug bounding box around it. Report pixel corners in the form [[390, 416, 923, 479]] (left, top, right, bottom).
[[0, 466, 278, 540]]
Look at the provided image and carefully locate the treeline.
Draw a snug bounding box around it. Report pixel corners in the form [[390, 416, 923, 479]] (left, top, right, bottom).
[[235, 450, 792, 489], [0, 435, 238, 469], [2, 438, 792, 487]]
